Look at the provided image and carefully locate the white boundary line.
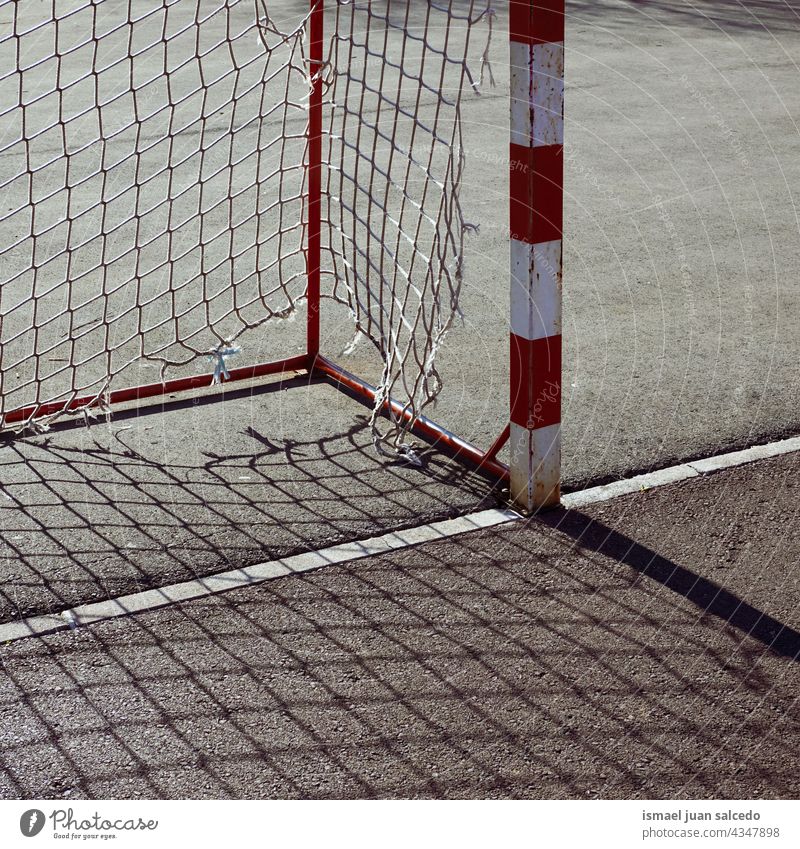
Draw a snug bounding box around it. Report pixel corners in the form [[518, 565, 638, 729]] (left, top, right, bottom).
[[2, 434, 799, 644], [0, 508, 520, 643], [561, 434, 800, 509]]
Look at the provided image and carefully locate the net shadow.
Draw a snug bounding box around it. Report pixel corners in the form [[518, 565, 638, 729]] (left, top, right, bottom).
[[0, 378, 500, 624], [1, 501, 799, 799], [542, 508, 800, 661]]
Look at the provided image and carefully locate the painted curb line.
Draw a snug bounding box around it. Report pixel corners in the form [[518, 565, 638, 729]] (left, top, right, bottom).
[[0, 508, 519, 643], [2, 434, 798, 644]]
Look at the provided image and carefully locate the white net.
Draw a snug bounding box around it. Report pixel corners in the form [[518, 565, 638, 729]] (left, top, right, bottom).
[[0, 0, 492, 449]]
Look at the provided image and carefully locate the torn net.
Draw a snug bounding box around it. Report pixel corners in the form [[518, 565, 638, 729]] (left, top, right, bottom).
[[0, 0, 493, 454]]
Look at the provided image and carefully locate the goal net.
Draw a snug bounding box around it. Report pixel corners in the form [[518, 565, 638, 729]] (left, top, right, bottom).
[[0, 0, 493, 456]]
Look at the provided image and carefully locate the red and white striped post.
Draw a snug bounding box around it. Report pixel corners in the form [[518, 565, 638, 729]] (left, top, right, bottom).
[[508, 0, 563, 511]]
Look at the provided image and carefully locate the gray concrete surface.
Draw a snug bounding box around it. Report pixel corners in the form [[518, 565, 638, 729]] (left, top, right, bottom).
[[0, 0, 798, 802], [312, 0, 800, 482], [2, 0, 799, 485], [0, 449, 798, 800], [0, 0, 798, 619], [444, 0, 800, 481], [0, 377, 499, 623]]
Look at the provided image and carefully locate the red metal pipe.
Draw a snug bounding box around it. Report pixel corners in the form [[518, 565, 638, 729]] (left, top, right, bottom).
[[306, 0, 323, 358], [484, 423, 510, 463], [314, 355, 510, 482], [2, 354, 310, 427]]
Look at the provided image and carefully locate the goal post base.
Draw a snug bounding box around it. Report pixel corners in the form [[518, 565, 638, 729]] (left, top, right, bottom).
[[311, 356, 511, 486], [509, 421, 561, 512], [1, 354, 311, 430], [2, 351, 519, 498]]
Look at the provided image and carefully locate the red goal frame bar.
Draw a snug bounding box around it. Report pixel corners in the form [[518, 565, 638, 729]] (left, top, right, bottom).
[[4, 1, 563, 513]]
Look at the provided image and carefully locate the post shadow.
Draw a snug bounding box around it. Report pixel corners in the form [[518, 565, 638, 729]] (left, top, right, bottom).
[[540, 507, 800, 662]]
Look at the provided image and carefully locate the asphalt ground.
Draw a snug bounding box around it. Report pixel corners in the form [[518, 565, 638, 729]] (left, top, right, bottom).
[[0, 0, 798, 803], [0, 448, 798, 800], [0, 378, 499, 623], [1, 0, 799, 627]]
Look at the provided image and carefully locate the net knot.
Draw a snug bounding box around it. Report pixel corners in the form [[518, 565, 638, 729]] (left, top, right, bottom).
[[209, 344, 242, 384], [397, 444, 423, 468]]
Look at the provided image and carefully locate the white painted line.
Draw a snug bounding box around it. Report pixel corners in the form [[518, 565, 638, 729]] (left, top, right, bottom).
[[1, 615, 66, 643], [509, 39, 532, 148], [511, 238, 562, 341], [509, 40, 564, 148], [561, 463, 699, 508], [0, 508, 520, 643], [510, 420, 561, 507], [686, 435, 800, 474], [562, 434, 800, 509], [531, 41, 565, 147], [1, 434, 798, 644]]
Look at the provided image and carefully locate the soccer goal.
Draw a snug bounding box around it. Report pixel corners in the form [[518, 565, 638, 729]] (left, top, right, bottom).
[[0, 0, 562, 513]]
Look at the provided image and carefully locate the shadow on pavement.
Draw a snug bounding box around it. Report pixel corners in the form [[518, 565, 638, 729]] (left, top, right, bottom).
[[1, 503, 799, 800], [0, 377, 499, 623], [543, 508, 800, 661]]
